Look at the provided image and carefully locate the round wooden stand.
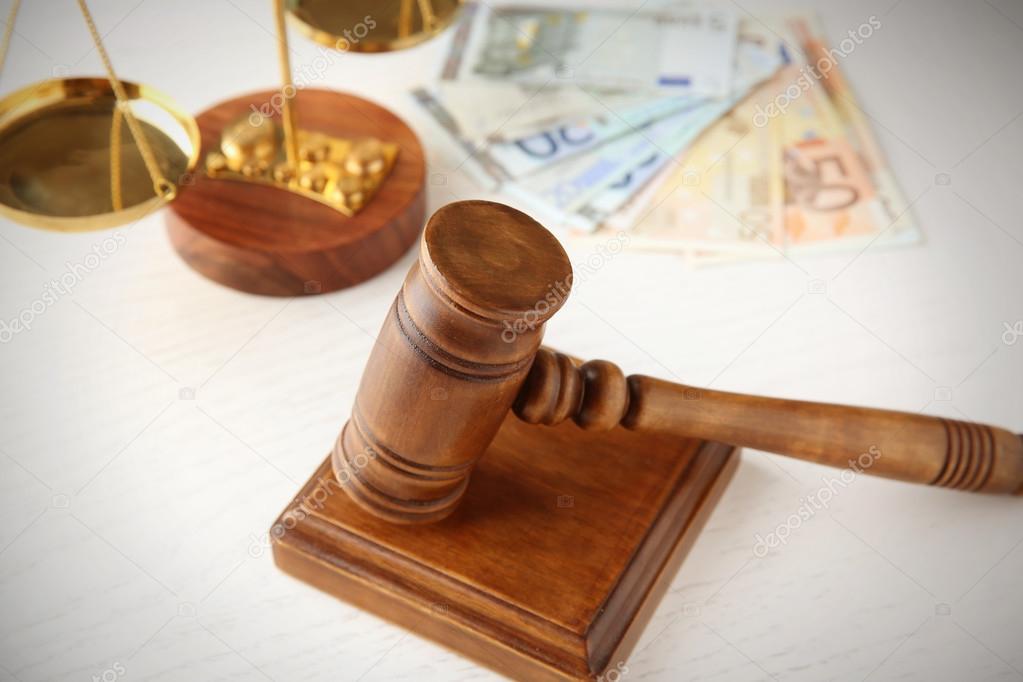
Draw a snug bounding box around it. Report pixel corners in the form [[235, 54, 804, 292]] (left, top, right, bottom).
[[166, 89, 425, 296]]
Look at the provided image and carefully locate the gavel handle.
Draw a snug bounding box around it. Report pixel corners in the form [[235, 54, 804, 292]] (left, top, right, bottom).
[[514, 349, 1023, 494]]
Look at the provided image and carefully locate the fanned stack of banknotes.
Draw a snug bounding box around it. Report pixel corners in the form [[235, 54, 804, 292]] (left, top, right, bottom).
[[413, 2, 921, 264]]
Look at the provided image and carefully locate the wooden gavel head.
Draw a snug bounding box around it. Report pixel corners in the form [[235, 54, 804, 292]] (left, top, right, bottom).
[[332, 200, 573, 523]]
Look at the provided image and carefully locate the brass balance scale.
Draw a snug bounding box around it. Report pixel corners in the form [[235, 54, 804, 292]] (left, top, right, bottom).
[[0, 0, 462, 295]]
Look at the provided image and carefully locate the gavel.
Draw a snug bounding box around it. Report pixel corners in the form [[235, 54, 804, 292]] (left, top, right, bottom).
[[333, 201, 1023, 523]]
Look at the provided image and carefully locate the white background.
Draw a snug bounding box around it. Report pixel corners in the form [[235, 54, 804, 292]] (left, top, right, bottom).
[[1, 1, 1021, 680]]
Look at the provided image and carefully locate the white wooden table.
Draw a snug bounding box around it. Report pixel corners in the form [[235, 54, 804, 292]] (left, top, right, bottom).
[[1, 1, 1021, 680]]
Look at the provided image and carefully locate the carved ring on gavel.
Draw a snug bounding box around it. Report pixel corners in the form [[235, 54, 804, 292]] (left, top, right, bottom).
[[332, 201, 1023, 524]]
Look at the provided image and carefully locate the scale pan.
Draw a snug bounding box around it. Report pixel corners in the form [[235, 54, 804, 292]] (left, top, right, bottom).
[[0, 78, 199, 233], [286, 0, 463, 53]]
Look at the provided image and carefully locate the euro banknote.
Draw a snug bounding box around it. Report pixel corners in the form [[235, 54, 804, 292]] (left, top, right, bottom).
[[415, 25, 784, 231], [411, 90, 716, 185], [564, 34, 786, 230], [446, 2, 739, 97], [588, 14, 919, 262]]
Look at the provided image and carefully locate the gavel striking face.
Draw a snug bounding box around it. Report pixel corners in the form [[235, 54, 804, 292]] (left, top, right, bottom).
[[333, 201, 1023, 524]]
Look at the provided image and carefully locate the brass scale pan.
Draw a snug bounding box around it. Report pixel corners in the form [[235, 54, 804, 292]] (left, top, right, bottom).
[[0, 0, 462, 233], [0, 78, 198, 233]]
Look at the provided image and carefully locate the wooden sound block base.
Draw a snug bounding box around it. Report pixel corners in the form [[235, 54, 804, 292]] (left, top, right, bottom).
[[167, 89, 425, 296], [271, 414, 738, 680]]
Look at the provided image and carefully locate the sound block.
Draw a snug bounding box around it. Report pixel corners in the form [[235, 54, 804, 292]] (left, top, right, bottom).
[[272, 413, 738, 680], [166, 89, 425, 296]]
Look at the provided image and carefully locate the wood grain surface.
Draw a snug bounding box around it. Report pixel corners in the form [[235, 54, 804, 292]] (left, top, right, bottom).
[[515, 348, 1023, 494], [275, 413, 738, 680], [333, 201, 574, 522]]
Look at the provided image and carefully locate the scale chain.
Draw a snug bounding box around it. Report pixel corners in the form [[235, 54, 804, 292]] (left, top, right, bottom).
[[75, 0, 176, 202]]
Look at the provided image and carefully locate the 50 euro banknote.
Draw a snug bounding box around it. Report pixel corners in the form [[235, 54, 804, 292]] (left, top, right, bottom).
[[783, 15, 919, 254], [596, 24, 921, 262]]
